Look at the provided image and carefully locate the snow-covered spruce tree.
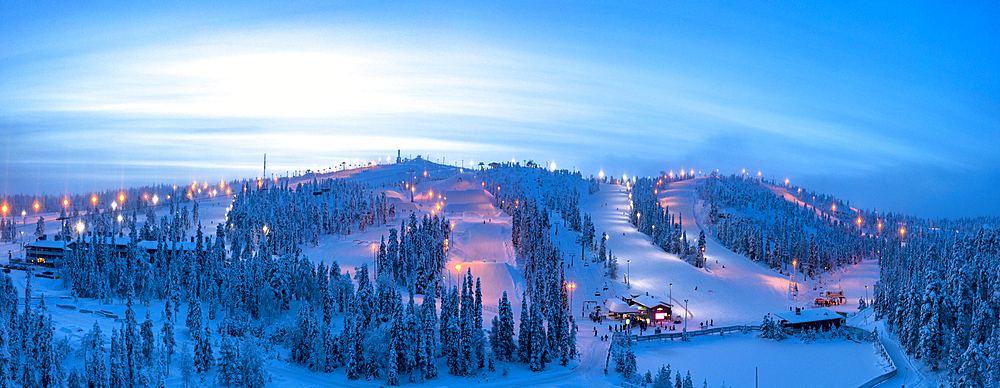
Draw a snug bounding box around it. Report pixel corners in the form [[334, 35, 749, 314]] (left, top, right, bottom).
[[35, 216, 44, 238], [918, 265, 942, 368], [140, 312, 155, 366], [194, 325, 213, 373], [239, 339, 268, 388], [653, 364, 672, 388], [517, 292, 532, 364], [474, 277, 484, 369], [492, 291, 516, 361], [387, 333, 400, 386], [420, 294, 438, 379], [179, 342, 193, 388], [606, 253, 619, 279], [529, 300, 546, 372], [217, 335, 238, 387]]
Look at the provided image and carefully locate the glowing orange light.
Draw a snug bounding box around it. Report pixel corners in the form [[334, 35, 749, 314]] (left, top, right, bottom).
[[91, 196, 98, 204], [119, 194, 125, 202], [878, 222, 883, 230], [568, 283, 576, 289], [785, 178, 790, 186], [143, 193, 149, 200], [792, 260, 797, 266], [371, 244, 377, 252], [220, 182, 225, 189], [455, 264, 462, 271], [832, 204, 836, 212], [1, 204, 7, 214], [63, 199, 69, 207], [857, 217, 862, 226], [33, 202, 40, 210], [900, 228, 906, 236], [257, 180, 263, 188]]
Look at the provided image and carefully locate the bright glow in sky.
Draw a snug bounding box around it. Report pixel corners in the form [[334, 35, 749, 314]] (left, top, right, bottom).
[[1, 1, 998, 217]]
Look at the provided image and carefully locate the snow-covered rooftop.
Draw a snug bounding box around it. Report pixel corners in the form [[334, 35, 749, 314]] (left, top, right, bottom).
[[774, 308, 844, 325], [26, 240, 70, 249], [605, 299, 642, 314], [627, 295, 671, 309]]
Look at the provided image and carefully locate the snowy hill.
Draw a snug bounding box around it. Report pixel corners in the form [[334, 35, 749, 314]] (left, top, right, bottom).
[[3, 160, 988, 388]]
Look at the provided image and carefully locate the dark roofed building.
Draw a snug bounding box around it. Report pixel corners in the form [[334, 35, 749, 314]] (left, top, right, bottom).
[[774, 308, 845, 331], [25, 238, 72, 267]]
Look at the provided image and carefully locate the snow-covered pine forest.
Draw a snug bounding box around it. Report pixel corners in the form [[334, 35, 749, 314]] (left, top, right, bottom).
[[696, 174, 882, 277], [874, 224, 1000, 387], [690, 173, 1000, 387], [1, 160, 997, 388]]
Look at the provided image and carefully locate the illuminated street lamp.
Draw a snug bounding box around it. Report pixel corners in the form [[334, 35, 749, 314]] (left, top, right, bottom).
[[1, 204, 7, 216], [371, 244, 378, 278], [152, 195, 159, 205], [63, 199, 69, 207], [567, 283, 577, 315], [33, 202, 40, 211]]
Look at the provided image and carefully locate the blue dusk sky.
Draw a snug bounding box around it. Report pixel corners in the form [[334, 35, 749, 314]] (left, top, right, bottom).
[[1, 1, 997, 218]]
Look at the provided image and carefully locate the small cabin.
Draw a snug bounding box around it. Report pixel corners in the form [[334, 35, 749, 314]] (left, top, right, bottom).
[[624, 295, 673, 322], [775, 308, 845, 331]]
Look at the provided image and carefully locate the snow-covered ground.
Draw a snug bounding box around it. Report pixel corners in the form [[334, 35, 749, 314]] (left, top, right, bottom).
[[633, 332, 885, 388]]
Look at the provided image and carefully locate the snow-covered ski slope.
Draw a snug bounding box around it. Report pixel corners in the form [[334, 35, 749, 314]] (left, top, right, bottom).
[[580, 178, 793, 326]]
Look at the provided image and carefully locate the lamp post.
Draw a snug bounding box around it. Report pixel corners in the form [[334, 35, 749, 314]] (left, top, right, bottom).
[[865, 285, 870, 325], [568, 283, 576, 316], [627, 259, 631, 285], [684, 299, 689, 334], [371, 244, 378, 279], [669, 283, 673, 303]]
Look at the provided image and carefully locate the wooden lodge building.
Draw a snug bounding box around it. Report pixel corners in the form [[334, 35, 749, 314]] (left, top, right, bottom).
[[24, 234, 202, 267], [603, 295, 673, 323], [774, 307, 846, 331]]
